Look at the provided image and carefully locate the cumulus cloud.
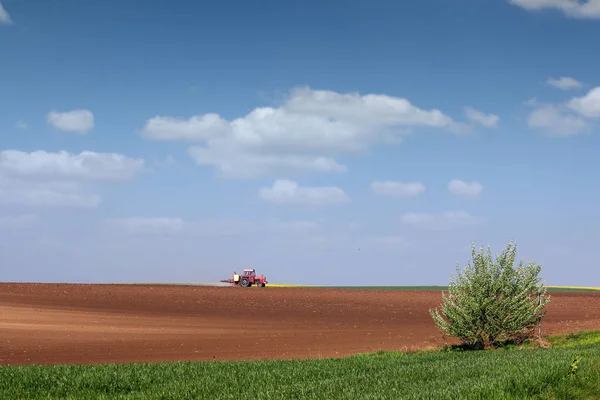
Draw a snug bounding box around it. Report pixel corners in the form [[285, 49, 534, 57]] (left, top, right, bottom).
[[527, 104, 590, 136], [104, 218, 185, 235], [0, 177, 101, 208], [448, 179, 483, 198], [547, 77, 583, 90], [259, 179, 350, 205], [525, 87, 600, 136], [0, 150, 145, 208], [400, 211, 483, 231], [141, 87, 464, 178], [0, 150, 145, 180], [0, 214, 37, 229], [568, 87, 600, 118], [509, 0, 600, 19], [187, 148, 347, 178], [0, 1, 12, 25], [464, 107, 500, 128], [47, 110, 95, 134], [141, 114, 229, 142], [371, 181, 426, 197]]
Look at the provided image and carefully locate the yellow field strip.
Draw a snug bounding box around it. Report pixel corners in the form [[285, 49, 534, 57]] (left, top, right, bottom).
[[548, 285, 600, 291]]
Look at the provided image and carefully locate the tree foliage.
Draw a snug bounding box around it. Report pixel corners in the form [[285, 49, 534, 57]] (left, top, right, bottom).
[[430, 240, 550, 349]]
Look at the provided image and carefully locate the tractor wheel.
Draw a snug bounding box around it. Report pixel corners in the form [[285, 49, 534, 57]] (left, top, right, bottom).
[[240, 278, 250, 287], [257, 282, 265, 288]]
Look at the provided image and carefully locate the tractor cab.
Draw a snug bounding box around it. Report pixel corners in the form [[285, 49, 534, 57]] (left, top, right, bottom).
[[242, 269, 256, 278]]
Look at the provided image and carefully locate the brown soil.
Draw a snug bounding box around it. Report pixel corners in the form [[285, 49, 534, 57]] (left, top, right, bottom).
[[1, 283, 599, 366]]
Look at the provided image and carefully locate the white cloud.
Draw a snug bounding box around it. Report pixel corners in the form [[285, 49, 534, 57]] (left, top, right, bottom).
[[526, 87, 600, 136], [547, 77, 583, 90], [448, 179, 483, 198], [568, 86, 600, 118], [141, 87, 464, 178], [0, 150, 145, 180], [259, 179, 350, 205], [0, 214, 37, 229], [0, 1, 12, 25], [104, 218, 185, 235], [47, 110, 95, 134], [0, 177, 101, 208], [464, 107, 500, 128], [400, 211, 483, 231], [187, 148, 347, 178], [16, 120, 28, 130], [141, 114, 229, 141], [527, 104, 590, 136], [509, 0, 600, 19], [371, 181, 426, 197], [0, 150, 144, 209]]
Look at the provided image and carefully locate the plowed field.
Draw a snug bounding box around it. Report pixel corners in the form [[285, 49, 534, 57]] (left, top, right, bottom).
[[1, 283, 599, 366]]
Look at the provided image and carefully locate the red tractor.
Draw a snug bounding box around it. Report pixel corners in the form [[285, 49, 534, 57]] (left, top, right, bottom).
[[220, 269, 268, 287]]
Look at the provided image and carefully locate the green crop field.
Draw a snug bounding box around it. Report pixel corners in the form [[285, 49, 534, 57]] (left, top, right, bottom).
[[303, 285, 600, 292], [2, 331, 600, 399], [315, 285, 449, 291]]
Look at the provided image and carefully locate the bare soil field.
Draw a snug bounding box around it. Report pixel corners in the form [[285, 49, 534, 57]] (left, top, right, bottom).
[[1, 283, 599, 366]]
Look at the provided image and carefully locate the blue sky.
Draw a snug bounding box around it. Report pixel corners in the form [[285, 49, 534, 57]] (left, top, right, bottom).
[[1, 0, 600, 286]]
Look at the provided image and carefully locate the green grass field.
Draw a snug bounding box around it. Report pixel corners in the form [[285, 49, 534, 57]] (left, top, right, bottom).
[[2, 331, 600, 399]]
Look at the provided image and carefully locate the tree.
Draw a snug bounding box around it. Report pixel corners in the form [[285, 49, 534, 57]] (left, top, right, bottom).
[[430, 240, 550, 349]]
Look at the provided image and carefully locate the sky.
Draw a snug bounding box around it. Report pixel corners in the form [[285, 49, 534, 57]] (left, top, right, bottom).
[[1, 0, 600, 286]]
